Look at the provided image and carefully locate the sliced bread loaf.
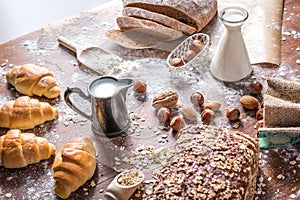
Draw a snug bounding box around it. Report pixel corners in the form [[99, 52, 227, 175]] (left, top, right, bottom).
[[123, 0, 217, 31], [123, 7, 197, 35], [116, 16, 183, 41]]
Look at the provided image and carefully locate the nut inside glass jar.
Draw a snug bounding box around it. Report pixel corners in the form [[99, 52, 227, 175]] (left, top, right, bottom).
[[166, 33, 211, 75]]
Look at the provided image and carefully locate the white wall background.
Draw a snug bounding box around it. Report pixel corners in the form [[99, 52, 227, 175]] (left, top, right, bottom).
[[0, 0, 109, 43]]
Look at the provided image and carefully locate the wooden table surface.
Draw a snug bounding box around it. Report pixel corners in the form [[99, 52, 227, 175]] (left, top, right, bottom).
[[0, 0, 299, 199]]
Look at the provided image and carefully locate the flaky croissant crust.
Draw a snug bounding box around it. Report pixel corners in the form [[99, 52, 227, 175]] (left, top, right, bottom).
[[53, 137, 96, 199], [0, 96, 59, 130], [0, 129, 56, 168], [6, 64, 60, 99]]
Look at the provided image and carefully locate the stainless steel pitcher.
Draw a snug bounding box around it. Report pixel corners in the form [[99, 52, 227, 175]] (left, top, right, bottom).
[[64, 76, 134, 138]]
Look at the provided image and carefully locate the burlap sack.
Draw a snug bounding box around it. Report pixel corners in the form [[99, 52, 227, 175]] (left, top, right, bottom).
[[266, 77, 300, 103], [264, 94, 300, 127], [260, 78, 300, 148]]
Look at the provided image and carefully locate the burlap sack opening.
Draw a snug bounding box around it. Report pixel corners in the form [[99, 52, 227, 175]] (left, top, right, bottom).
[[266, 77, 300, 103]]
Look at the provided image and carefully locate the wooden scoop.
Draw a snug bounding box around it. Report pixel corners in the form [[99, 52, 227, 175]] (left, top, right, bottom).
[[57, 36, 121, 75]]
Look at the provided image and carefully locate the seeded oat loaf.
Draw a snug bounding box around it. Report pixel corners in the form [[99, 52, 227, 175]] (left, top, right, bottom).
[[117, 16, 183, 41], [145, 125, 259, 200], [123, 7, 197, 35], [123, 0, 218, 31]]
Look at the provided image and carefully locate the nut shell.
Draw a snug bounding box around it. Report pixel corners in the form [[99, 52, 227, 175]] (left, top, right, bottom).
[[190, 92, 204, 107], [184, 50, 196, 62], [201, 109, 215, 124], [203, 101, 221, 111], [181, 106, 197, 121], [170, 116, 185, 132], [250, 80, 263, 94], [157, 107, 171, 123], [152, 91, 179, 109], [133, 79, 147, 93], [170, 57, 184, 67], [240, 95, 259, 110], [189, 39, 204, 54], [226, 108, 240, 121], [255, 109, 263, 120]]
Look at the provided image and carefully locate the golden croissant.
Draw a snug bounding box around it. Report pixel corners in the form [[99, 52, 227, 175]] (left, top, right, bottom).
[[6, 64, 60, 99], [0, 96, 59, 130], [53, 137, 96, 199], [0, 129, 56, 168]]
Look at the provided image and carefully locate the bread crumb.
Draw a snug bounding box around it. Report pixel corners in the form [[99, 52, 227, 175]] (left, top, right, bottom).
[[5, 193, 12, 198], [289, 160, 297, 165], [90, 180, 96, 187]]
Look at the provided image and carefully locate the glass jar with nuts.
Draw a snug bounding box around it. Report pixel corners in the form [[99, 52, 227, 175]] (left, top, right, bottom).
[[166, 33, 211, 82]]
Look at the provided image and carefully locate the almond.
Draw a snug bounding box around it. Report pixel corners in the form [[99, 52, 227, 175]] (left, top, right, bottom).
[[240, 95, 259, 110], [181, 106, 197, 121], [203, 101, 221, 111]]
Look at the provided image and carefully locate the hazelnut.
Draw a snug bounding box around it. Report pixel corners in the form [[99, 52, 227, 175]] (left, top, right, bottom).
[[250, 80, 263, 94], [189, 39, 204, 54], [256, 109, 263, 120], [170, 57, 184, 67], [240, 95, 259, 110], [170, 116, 185, 132], [157, 107, 171, 123], [256, 120, 264, 128], [203, 101, 221, 111], [190, 92, 204, 107], [133, 79, 147, 93], [226, 107, 240, 121], [183, 49, 196, 62], [201, 109, 215, 124]]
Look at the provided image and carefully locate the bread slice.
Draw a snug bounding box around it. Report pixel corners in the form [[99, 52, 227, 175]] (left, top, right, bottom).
[[123, 0, 217, 31], [116, 16, 183, 41], [123, 7, 197, 35]]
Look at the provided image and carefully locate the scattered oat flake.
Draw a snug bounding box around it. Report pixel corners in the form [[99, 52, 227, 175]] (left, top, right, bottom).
[[289, 160, 297, 165], [277, 174, 285, 180], [120, 146, 125, 151], [282, 37, 287, 41], [296, 47, 300, 51], [296, 59, 300, 64], [161, 134, 168, 139], [145, 189, 152, 195], [267, 177, 272, 182], [90, 180, 96, 187], [5, 193, 12, 198], [99, 189, 104, 193], [1, 62, 7, 67], [135, 192, 141, 197]]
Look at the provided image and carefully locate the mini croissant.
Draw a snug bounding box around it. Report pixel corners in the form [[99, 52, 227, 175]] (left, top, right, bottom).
[[6, 64, 60, 99], [53, 137, 96, 199], [0, 129, 56, 168], [0, 96, 59, 130]]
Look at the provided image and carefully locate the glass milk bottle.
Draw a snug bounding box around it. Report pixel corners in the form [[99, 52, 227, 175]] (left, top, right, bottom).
[[210, 6, 252, 82]]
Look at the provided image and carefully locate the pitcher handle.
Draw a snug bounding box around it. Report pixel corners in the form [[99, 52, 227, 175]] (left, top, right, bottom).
[[64, 87, 92, 120]]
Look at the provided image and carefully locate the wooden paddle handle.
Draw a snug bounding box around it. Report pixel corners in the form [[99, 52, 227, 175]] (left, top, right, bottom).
[[57, 36, 80, 53]]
